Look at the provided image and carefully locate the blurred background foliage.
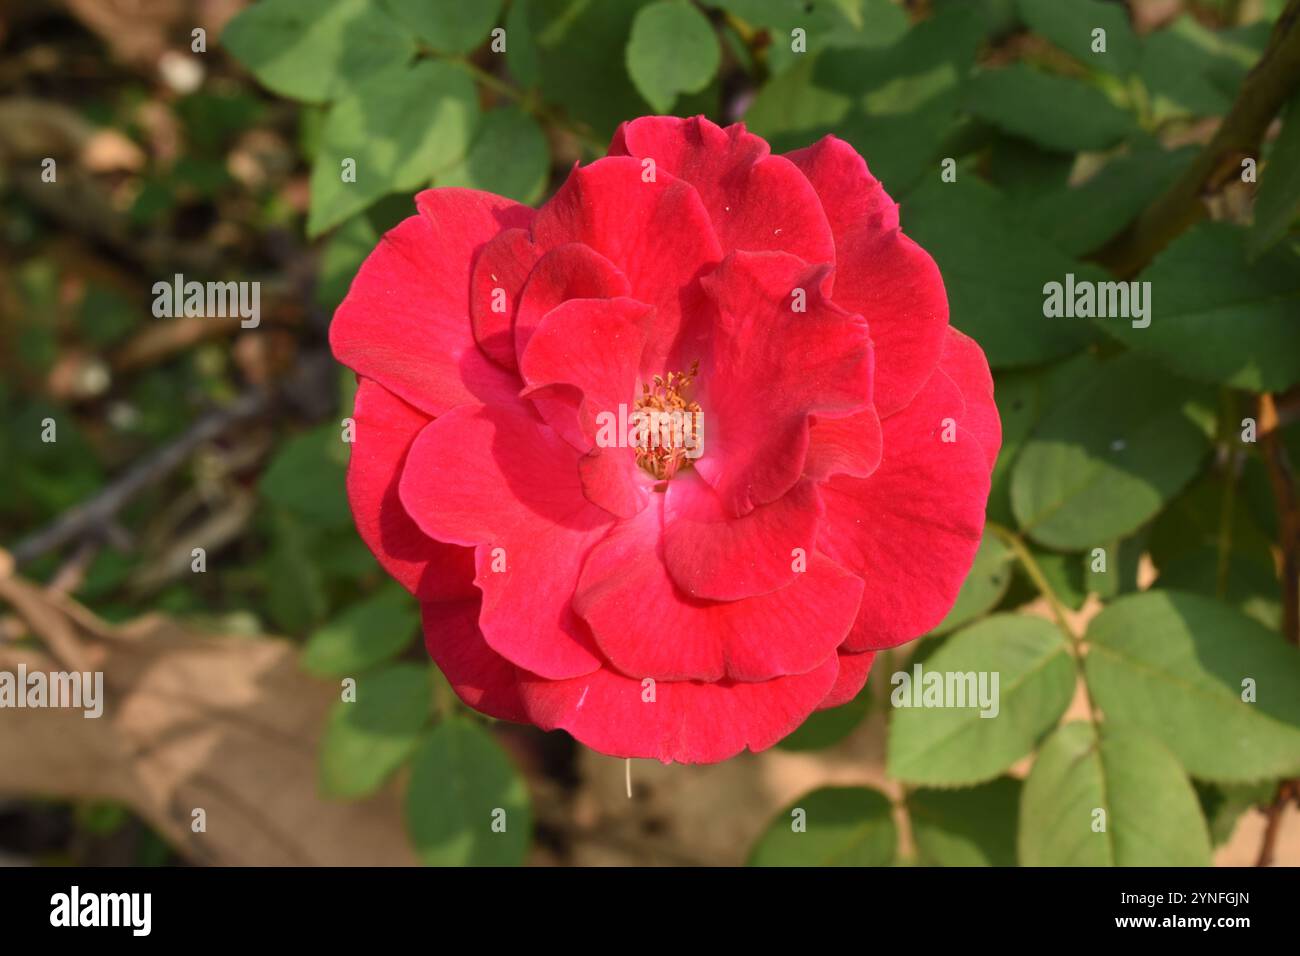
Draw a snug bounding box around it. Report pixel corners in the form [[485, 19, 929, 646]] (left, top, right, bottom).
[[2, 0, 1299, 867]]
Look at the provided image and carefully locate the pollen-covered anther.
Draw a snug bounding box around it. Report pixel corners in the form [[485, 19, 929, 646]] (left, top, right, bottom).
[[633, 362, 702, 481]]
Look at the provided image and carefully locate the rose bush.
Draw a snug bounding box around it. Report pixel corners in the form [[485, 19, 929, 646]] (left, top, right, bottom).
[[331, 115, 1000, 764]]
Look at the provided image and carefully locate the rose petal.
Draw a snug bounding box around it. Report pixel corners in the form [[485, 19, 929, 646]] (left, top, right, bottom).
[[695, 250, 874, 514], [330, 189, 532, 416], [816, 650, 877, 711], [804, 406, 884, 482], [346, 378, 476, 601], [469, 227, 540, 371], [518, 653, 840, 764], [530, 157, 722, 373], [610, 115, 835, 265], [576, 498, 862, 681], [399, 404, 613, 678], [937, 326, 1001, 470], [662, 472, 822, 601], [422, 598, 526, 723], [788, 137, 947, 417], [519, 296, 655, 442], [818, 370, 990, 651], [513, 243, 631, 363]]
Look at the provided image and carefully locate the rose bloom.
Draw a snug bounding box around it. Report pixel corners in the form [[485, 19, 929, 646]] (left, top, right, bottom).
[[331, 116, 1000, 764]]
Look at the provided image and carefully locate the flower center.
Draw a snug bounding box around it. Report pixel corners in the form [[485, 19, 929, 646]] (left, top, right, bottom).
[[634, 363, 702, 482]]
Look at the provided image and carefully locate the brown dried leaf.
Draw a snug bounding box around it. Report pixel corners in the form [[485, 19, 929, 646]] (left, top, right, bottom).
[[0, 570, 417, 866]]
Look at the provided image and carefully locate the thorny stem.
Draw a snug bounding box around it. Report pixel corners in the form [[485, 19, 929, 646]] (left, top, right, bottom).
[[1253, 389, 1300, 866], [1257, 392, 1300, 647], [1095, 0, 1300, 276]]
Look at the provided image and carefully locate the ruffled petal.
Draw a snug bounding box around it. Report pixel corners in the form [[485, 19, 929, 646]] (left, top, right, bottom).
[[345, 378, 476, 601], [662, 472, 822, 601], [937, 326, 1001, 470], [695, 251, 873, 514], [469, 227, 540, 371], [399, 404, 613, 679], [818, 370, 991, 651], [610, 115, 835, 266], [804, 406, 883, 482], [421, 598, 527, 723], [330, 189, 532, 416], [816, 650, 877, 710], [787, 137, 947, 417], [518, 653, 840, 764], [513, 243, 630, 364], [573, 498, 860, 681], [519, 296, 654, 442], [530, 157, 722, 373]]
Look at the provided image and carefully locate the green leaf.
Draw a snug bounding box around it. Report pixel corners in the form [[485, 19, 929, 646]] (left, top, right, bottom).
[[303, 586, 419, 677], [986, 367, 1043, 525], [1016, 0, 1140, 75], [1156, 549, 1281, 630], [1103, 224, 1300, 391], [1032, 545, 1087, 610], [626, 0, 720, 113], [382, 0, 503, 53], [1019, 721, 1212, 866], [901, 177, 1101, 367], [1196, 780, 1276, 847], [1149, 474, 1281, 627], [435, 107, 550, 204], [315, 214, 378, 313], [264, 508, 329, 634], [222, 0, 415, 104], [748, 786, 896, 866], [964, 64, 1135, 152], [320, 663, 431, 798], [777, 689, 870, 751], [1015, 145, 1193, 257], [1084, 590, 1300, 782], [1011, 352, 1210, 549], [745, 4, 983, 194], [1086, 533, 1144, 600], [929, 530, 1014, 634], [908, 777, 1021, 866], [887, 615, 1075, 786], [509, 0, 653, 139], [308, 60, 478, 236], [1250, 89, 1300, 255], [260, 423, 351, 528], [1139, 16, 1261, 121], [715, 0, 908, 74], [406, 717, 531, 866]]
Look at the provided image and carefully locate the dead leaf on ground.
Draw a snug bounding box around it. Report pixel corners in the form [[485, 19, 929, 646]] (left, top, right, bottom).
[[0, 567, 417, 866]]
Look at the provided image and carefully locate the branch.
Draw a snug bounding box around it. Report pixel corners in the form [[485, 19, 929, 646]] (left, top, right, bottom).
[[1095, 0, 1300, 277], [1258, 393, 1300, 646], [9, 349, 335, 568], [8, 387, 270, 567], [1256, 779, 1296, 866]]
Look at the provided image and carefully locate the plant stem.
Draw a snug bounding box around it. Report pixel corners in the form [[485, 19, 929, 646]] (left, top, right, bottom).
[[446, 54, 608, 155], [987, 522, 1101, 726], [1095, 0, 1300, 276]]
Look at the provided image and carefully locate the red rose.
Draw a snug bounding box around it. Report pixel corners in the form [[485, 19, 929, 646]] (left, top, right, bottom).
[[331, 116, 1000, 764]]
